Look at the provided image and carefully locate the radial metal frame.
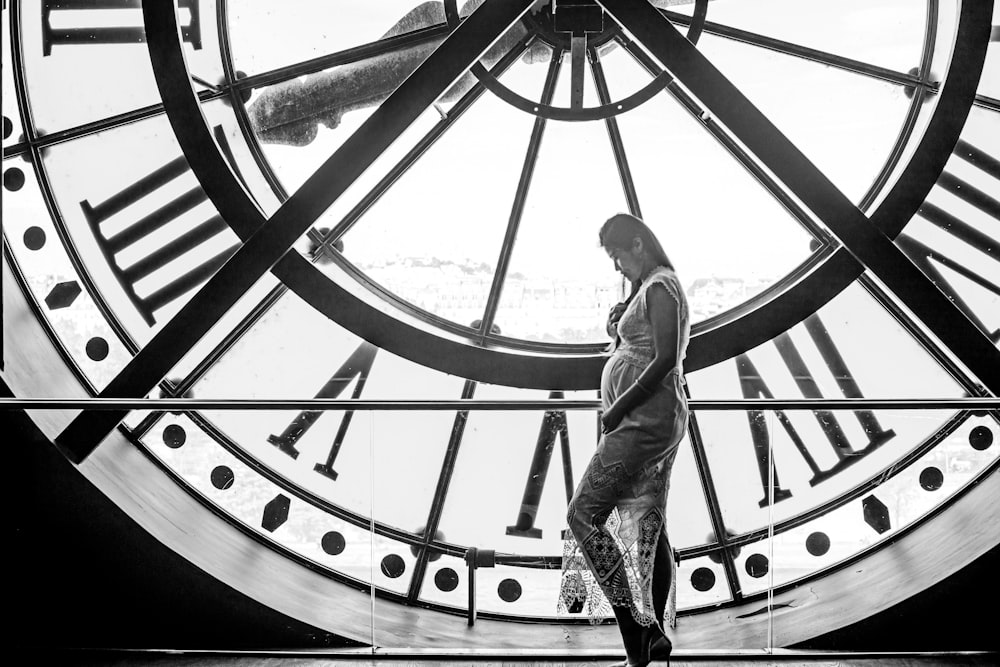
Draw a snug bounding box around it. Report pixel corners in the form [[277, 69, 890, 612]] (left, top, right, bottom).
[[2, 0, 998, 633]]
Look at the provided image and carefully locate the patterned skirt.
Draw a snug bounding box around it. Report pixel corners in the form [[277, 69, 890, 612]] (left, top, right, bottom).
[[559, 352, 688, 628]]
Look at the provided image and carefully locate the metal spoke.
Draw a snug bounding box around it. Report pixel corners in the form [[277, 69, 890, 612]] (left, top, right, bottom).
[[661, 10, 927, 90], [591, 46, 641, 218]]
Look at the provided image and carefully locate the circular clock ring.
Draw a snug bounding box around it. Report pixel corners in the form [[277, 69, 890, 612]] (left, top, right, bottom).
[[438, 0, 709, 122], [145, 1, 990, 390]]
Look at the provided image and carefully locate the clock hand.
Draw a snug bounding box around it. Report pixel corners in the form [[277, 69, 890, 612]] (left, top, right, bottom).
[[55, 0, 539, 464], [598, 0, 1000, 397]]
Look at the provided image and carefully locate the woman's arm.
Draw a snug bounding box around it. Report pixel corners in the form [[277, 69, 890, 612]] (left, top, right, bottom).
[[601, 283, 679, 432]]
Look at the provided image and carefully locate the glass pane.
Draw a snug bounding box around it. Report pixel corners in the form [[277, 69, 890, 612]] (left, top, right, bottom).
[[492, 112, 628, 343], [688, 279, 968, 533], [666, 431, 717, 550], [411, 551, 469, 611], [40, 109, 245, 343], [20, 0, 224, 133], [675, 553, 734, 612], [3, 155, 133, 392], [193, 290, 467, 525], [338, 57, 545, 327], [980, 4, 1000, 100], [695, 31, 914, 206], [2, 3, 25, 150], [699, 0, 926, 74], [371, 532, 416, 597], [688, 281, 966, 400], [470, 562, 561, 619], [228, 1, 448, 77], [605, 55, 817, 322], [436, 397, 598, 556], [135, 410, 375, 630]]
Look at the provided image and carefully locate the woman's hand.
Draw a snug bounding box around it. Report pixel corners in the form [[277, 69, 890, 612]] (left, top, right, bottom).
[[606, 302, 627, 337], [601, 404, 626, 434]]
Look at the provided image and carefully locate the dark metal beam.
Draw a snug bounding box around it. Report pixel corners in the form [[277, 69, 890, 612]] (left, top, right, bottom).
[[598, 0, 1000, 397], [54, 0, 538, 463]]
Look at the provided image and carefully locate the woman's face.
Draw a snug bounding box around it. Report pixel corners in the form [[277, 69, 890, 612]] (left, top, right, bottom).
[[605, 240, 644, 282]]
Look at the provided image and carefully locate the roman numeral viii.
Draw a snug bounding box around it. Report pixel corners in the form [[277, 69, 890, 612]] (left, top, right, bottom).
[[80, 127, 240, 326], [737, 314, 897, 507], [42, 0, 203, 56]]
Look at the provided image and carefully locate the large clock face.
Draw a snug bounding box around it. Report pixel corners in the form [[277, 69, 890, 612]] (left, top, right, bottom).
[[3, 0, 999, 651]]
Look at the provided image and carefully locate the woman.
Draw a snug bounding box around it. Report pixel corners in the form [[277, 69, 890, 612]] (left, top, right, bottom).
[[560, 213, 690, 666]]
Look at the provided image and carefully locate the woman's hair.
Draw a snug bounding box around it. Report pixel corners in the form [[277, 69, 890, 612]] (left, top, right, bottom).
[[600, 214, 675, 350], [599, 212, 674, 276]]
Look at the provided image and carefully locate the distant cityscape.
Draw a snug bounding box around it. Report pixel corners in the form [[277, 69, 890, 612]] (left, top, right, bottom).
[[359, 255, 777, 342]]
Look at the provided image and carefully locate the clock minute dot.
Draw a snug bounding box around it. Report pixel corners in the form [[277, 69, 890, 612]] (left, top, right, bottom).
[[210, 466, 235, 491], [23, 226, 46, 250], [691, 567, 716, 592], [805, 532, 831, 557], [380, 554, 406, 579], [4, 167, 26, 191], [434, 568, 459, 592], [321, 531, 346, 556], [745, 554, 769, 579], [498, 578, 522, 603], [919, 467, 944, 492], [969, 425, 993, 451], [85, 337, 109, 362], [162, 424, 187, 449]]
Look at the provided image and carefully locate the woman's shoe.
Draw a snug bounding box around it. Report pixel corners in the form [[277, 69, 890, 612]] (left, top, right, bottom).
[[648, 633, 673, 662]]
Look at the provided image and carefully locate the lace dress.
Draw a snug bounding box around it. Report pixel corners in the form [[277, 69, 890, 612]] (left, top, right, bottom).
[[559, 266, 690, 629]]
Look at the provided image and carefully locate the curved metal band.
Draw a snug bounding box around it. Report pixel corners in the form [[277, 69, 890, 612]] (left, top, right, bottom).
[[471, 61, 673, 121]]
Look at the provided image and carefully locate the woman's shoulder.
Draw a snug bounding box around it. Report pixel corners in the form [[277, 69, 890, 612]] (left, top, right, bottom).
[[644, 266, 682, 289], [643, 266, 686, 305]]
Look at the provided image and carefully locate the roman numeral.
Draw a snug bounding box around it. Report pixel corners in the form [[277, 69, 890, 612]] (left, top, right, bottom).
[[506, 391, 576, 539], [266, 341, 378, 482], [899, 139, 1000, 343], [42, 0, 202, 56], [80, 127, 240, 326], [737, 314, 896, 507]]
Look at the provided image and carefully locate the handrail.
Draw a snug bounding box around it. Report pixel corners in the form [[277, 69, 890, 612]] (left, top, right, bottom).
[[1, 398, 997, 410]]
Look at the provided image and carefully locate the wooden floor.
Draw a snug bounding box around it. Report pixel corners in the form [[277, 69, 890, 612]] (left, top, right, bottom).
[[33, 650, 998, 666]]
